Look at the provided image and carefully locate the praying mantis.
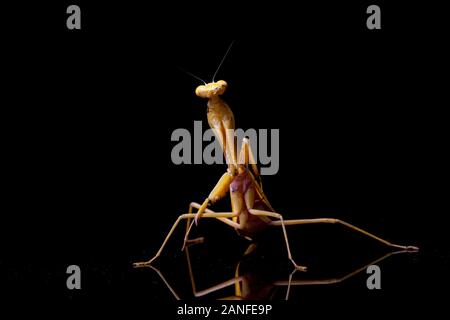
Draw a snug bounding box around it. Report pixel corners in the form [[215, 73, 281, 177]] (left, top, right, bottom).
[[133, 42, 419, 271]]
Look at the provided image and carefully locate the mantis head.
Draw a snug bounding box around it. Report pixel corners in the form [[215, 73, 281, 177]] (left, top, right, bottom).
[[195, 80, 228, 99], [183, 42, 234, 99]]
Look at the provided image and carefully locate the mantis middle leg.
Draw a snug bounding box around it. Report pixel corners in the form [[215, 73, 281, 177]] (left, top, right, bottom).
[[133, 212, 240, 268], [244, 188, 307, 272]]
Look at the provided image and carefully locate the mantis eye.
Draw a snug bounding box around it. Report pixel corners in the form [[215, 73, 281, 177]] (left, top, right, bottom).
[[195, 85, 208, 98], [216, 80, 228, 88], [214, 80, 227, 95]]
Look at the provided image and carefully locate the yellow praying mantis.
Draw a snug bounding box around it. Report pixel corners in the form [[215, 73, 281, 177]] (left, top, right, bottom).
[[133, 42, 419, 271]]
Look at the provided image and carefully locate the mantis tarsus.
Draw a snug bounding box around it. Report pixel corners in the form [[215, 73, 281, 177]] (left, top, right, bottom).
[[133, 43, 419, 271]]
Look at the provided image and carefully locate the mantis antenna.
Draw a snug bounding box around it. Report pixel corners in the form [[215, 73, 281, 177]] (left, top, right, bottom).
[[178, 66, 206, 84], [212, 40, 235, 83]]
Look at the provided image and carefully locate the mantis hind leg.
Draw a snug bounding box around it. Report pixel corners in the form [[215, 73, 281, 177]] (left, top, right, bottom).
[[269, 218, 419, 251]]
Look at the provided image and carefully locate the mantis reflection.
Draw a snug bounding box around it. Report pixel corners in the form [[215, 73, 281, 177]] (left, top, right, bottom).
[[139, 242, 413, 300]]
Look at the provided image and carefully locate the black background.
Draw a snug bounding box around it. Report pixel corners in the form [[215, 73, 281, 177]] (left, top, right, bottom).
[[2, 1, 449, 317]]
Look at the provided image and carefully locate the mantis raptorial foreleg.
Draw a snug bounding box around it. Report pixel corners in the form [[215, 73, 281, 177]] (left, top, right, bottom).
[[182, 202, 239, 249], [192, 137, 272, 225], [183, 202, 207, 246], [238, 137, 260, 185], [210, 125, 233, 167], [190, 171, 233, 226], [223, 118, 237, 168], [240, 139, 274, 211]]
